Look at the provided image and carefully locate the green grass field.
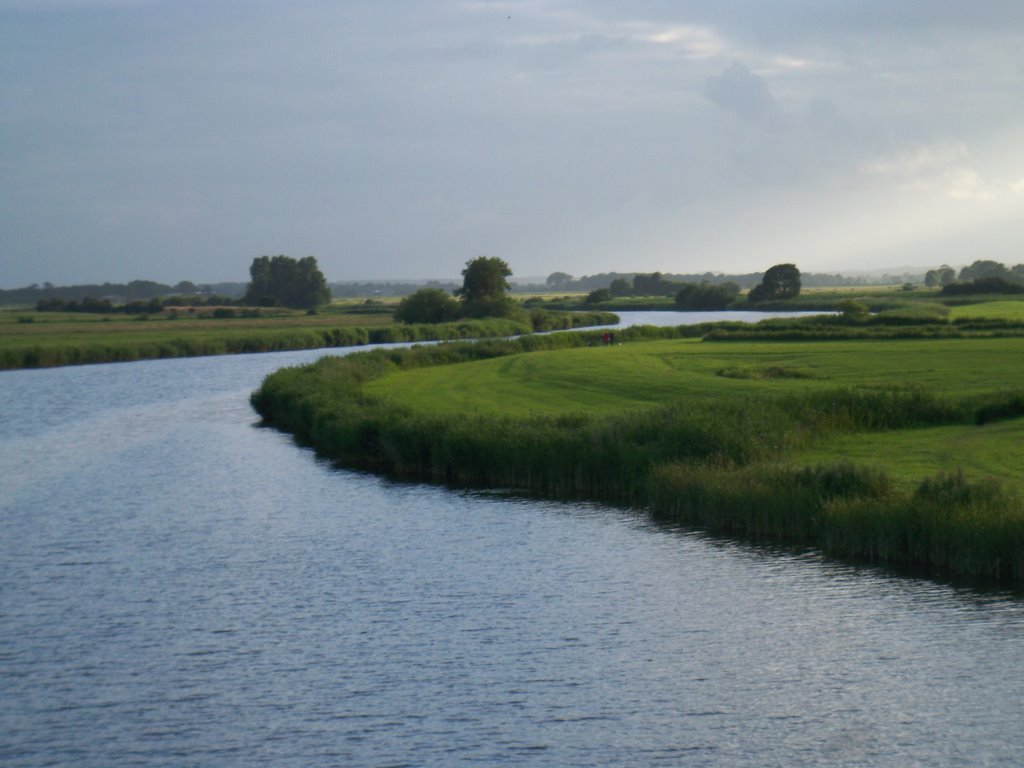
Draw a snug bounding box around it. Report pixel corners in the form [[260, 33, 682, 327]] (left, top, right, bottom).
[[0, 307, 397, 368], [365, 336, 1024, 490], [366, 336, 1024, 408], [0, 303, 616, 369], [949, 299, 1024, 321]]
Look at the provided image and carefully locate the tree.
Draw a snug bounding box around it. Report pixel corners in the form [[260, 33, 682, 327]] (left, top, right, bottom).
[[748, 263, 801, 302], [244, 255, 330, 309], [609, 278, 632, 297], [585, 288, 611, 305], [959, 260, 1009, 282], [456, 256, 512, 303], [675, 281, 739, 310], [394, 288, 459, 324], [632, 272, 676, 296], [455, 256, 522, 319], [925, 266, 955, 288], [545, 272, 574, 291]]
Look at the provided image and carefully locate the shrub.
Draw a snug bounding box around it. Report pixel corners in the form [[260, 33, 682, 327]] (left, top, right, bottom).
[[395, 288, 459, 324]]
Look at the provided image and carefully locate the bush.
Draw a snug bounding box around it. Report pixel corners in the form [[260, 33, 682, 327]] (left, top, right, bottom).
[[838, 299, 869, 320], [395, 288, 459, 324], [675, 282, 738, 310]]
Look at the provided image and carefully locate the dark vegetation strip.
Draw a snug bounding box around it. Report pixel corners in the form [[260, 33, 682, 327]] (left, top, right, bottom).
[[0, 311, 617, 370], [251, 329, 1024, 586]]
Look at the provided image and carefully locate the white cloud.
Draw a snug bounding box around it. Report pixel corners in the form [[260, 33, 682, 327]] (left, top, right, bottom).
[[862, 141, 969, 177], [943, 168, 995, 201], [858, 141, 1024, 202], [637, 23, 724, 58]]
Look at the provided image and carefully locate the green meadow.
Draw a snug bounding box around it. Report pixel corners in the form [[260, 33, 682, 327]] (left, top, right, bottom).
[[948, 299, 1024, 321], [364, 336, 1024, 422], [253, 327, 1024, 584], [0, 307, 389, 369], [365, 333, 1024, 489]]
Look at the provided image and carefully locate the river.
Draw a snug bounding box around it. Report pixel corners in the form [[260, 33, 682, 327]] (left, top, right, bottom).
[[2, 313, 1023, 766]]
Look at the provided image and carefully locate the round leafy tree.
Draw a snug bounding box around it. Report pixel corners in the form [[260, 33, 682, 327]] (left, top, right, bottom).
[[748, 263, 801, 302]]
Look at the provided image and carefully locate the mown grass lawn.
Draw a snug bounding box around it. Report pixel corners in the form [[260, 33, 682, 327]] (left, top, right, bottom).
[[366, 336, 1024, 413], [365, 336, 1024, 489]]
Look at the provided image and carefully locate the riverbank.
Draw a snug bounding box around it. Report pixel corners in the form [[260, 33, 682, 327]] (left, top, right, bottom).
[[0, 308, 617, 369], [252, 326, 1024, 585]]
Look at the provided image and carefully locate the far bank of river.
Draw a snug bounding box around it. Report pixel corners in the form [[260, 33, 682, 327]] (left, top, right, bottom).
[[0, 308, 825, 370]]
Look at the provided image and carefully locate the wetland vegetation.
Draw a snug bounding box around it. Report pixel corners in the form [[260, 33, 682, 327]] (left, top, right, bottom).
[[252, 307, 1024, 585]]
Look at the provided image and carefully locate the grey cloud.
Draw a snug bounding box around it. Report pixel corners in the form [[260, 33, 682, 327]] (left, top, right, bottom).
[[703, 62, 778, 122]]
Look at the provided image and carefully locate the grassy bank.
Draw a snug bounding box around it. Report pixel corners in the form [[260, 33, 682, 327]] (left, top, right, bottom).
[[252, 329, 1024, 585], [0, 307, 616, 369]]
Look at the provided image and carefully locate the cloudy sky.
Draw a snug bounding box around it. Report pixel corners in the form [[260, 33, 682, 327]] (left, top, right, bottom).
[[3, 0, 1024, 287]]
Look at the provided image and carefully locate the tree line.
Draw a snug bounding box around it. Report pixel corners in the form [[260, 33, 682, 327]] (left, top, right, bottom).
[[927, 260, 1024, 293], [582, 264, 802, 309]]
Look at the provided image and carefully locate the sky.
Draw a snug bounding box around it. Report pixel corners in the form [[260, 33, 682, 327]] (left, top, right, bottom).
[[3, 0, 1024, 287]]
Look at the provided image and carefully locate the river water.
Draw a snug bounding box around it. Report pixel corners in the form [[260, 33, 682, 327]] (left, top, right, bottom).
[[2, 313, 1023, 766]]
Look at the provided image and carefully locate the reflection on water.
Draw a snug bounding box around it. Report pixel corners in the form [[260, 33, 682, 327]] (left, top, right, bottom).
[[2, 329, 1023, 766]]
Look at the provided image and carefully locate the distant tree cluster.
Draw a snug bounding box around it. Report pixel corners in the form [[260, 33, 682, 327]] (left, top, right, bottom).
[[1, 279, 243, 308], [36, 297, 165, 314], [244, 255, 331, 309], [941, 277, 1024, 296], [396, 256, 525, 324], [925, 260, 1024, 294], [331, 280, 458, 298], [924, 266, 956, 287], [544, 269, 881, 295], [549, 271, 760, 293], [578, 267, 798, 308], [35, 294, 247, 313]]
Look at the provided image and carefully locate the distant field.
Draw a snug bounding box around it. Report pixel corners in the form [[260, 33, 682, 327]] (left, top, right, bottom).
[[0, 304, 614, 369], [0, 307, 395, 368], [0, 308, 393, 346]]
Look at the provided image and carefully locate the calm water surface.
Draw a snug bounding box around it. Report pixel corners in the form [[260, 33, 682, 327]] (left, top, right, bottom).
[[2, 315, 1023, 766]]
